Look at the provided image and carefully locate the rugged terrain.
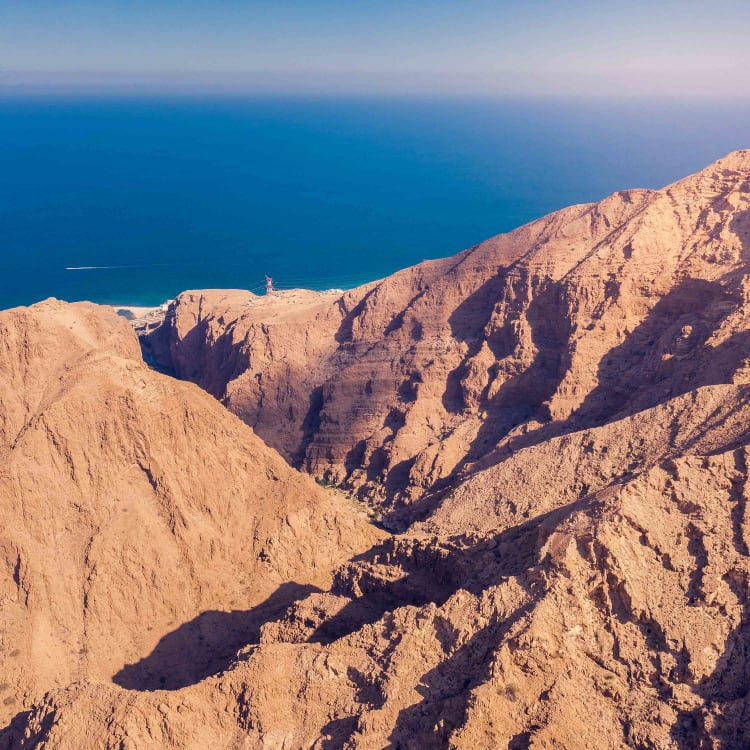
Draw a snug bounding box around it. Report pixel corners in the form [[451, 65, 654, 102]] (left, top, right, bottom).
[[0, 300, 380, 743], [3, 151, 750, 748], [147, 151, 750, 527]]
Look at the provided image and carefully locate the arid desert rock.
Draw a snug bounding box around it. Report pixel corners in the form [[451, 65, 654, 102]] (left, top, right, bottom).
[[3, 151, 750, 748], [147, 151, 750, 525], [0, 300, 381, 739]]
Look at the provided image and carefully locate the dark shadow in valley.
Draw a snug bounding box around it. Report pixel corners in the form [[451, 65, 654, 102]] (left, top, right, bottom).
[[6, 501, 578, 747], [144, 313, 250, 400], [139, 337, 177, 378], [294, 384, 326, 469], [113, 581, 319, 691]]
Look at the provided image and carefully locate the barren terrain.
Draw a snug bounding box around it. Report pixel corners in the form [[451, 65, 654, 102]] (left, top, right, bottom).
[[3, 151, 750, 748]]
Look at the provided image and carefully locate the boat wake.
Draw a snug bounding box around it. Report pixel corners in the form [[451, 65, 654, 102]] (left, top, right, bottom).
[[65, 265, 124, 271]]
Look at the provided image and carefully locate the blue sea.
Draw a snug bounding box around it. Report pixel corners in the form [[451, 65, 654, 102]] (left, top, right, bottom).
[[1, 96, 749, 309]]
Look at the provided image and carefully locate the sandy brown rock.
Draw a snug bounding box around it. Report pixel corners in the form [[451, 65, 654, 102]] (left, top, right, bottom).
[[14, 441, 750, 748], [148, 151, 750, 523], [0, 299, 381, 735], [6, 151, 750, 749]]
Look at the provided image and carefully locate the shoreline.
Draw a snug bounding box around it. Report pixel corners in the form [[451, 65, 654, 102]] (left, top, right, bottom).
[[109, 287, 349, 335], [111, 304, 163, 318], [111, 287, 347, 316]]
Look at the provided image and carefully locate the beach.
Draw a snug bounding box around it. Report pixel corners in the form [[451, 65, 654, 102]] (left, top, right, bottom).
[[111, 303, 169, 335]]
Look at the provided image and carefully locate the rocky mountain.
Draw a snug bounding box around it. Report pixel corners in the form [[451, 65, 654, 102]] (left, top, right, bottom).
[[3, 151, 750, 748], [0, 300, 380, 743], [146, 151, 750, 528]]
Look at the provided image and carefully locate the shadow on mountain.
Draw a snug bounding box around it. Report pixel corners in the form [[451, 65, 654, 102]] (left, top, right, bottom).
[[307, 543, 463, 646], [294, 384, 326, 469], [442, 268, 524, 415], [386, 602, 533, 749], [395, 274, 750, 527], [487, 276, 744, 456], [0, 709, 54, 750], [671, 575, 750, 748], [113, 581, 319, 691], [379, 504, 571, 747], [319, 716, 361, 750], [308, 500, 569, 649], [335, 286, 378, 344], [144, 312, 250, 400], [460, 278, 573, 464], [568, 277, 743, 426], [293, 503, 574, 748]]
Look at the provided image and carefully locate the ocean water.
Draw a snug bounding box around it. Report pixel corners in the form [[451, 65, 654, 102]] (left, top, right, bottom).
[[1, 95, 749, 309]]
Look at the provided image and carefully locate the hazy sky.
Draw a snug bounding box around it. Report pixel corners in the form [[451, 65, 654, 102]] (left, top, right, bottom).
[[2, 0, 749, 96]]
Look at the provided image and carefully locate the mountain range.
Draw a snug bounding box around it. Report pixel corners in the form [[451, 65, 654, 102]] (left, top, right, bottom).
[[2, 150, 750, 748]]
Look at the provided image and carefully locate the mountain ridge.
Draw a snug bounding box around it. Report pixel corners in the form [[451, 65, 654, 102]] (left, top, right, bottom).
[[147, 149, 750, 522], [4, 151, 750, 747], [0, 299, 381, 739]]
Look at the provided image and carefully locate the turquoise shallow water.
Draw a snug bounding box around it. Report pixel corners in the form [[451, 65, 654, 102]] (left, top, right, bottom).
[[1, 95, 749, 309]]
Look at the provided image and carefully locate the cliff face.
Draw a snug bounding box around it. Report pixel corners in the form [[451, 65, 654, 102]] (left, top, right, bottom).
[[0, 300, 381, 733], [148, 151, 750, 522], [5, 152, 750, 749]]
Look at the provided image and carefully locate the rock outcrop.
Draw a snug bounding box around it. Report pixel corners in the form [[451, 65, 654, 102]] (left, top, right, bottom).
[[147, 151, 750, 525], [11, 438, 750, 748], [0, 300, 381, 737], [4, 151, 750, 748]]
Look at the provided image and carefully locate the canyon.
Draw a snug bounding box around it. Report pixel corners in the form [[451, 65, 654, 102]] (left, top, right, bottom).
[[2, 151, 750, 747]]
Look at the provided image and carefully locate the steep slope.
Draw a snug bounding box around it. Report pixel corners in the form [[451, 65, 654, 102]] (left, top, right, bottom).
[[147, 150, 750, 522], [6, 152, 750, 749], [12, 436, 750, 748], [0, 299, 382, 732]]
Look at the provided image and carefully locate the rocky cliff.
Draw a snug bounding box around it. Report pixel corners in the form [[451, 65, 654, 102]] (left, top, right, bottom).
[[147, 151, 750, 527], [4, 151, 750, 748], [0, 300, 381, 739]]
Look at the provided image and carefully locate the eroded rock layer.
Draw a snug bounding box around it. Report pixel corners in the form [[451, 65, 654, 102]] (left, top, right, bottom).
[[147, 151, 750, 526], [4, 151, 750, 749]]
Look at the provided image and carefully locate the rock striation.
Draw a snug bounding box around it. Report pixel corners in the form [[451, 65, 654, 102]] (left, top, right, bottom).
[[147, 151, 750, 526], [4, 151, 750, 748]]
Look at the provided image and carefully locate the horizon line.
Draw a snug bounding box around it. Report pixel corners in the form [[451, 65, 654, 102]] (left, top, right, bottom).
[[2, 70, 750, 99]]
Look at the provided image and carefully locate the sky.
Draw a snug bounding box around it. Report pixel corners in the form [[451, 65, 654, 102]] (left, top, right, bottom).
[[2, 0, 750, 97]]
